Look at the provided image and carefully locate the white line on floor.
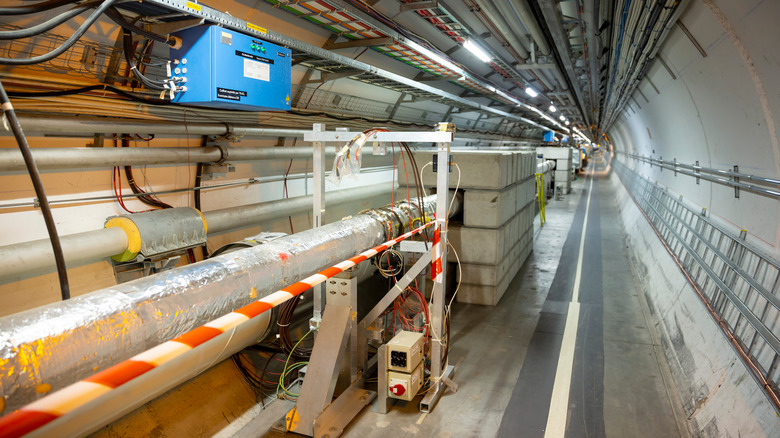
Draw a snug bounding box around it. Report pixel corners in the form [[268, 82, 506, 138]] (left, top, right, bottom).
[[543, 173, 595, 438]]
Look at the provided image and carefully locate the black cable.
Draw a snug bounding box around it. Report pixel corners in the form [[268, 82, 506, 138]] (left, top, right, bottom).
[[0, 0, 76, 15], [122, 29, 170, 90], [105, 7, 177, 46], [7, 84, 170, 105], [120, 136, 173, 209], [0, 79, 70, 300], [206, 242, 256, 259], [0, 3, 92, 40], [0, 0, 119, 65], [194, 136, 209, 259]]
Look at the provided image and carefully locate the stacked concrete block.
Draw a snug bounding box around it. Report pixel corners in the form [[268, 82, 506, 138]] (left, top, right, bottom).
[[537, 146, 573, 194], [408, 150, 536, 306]]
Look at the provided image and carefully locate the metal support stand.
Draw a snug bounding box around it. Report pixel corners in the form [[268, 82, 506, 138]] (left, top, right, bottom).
[[281, 124, 456, 437], [419, 138, 452, 413], [311, 123, 326, 330]]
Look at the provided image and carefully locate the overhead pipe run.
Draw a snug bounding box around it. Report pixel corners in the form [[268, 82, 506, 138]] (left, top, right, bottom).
[[0, 145, 392, 172], [14, 115, 307, 138], [0, 183, 394, 284], [0, 191, 460, 414], [471, 0, 530, 60]]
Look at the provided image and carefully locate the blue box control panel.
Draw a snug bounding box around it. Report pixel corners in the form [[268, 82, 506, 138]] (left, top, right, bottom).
[[170, 26, 291, 111]]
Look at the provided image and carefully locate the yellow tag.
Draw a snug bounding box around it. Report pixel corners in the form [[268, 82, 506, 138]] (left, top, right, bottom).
[[285, 94, 290, 102], [247, 23, 267, 34], [185, 1, 201, 11], [250, 287, 257, 299]]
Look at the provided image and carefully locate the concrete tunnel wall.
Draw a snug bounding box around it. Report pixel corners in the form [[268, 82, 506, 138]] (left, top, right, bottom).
[[608, 0, 779, 435], [609, 0, 780, 258]]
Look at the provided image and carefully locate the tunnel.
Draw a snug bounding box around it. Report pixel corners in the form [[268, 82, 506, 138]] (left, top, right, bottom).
[[0, 0, 777, 437]]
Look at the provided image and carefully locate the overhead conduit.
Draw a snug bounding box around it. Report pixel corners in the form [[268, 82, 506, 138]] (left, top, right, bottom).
[[0, 145, 391, 172]]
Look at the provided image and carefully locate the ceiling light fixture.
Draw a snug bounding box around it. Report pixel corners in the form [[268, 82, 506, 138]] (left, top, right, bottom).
[[463, 39, 491, 63], [549, 104, 556, 113], [525, 87, 538, 97], [559, 115, 565, 121]]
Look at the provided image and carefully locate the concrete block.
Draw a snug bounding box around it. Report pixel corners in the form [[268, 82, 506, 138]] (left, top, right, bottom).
[[450, 206, 526, 264], [537, 146, 573, 161], [415, 150, 514, 190], [554, 169, 571, 183], [522, 152, 535, 178], [462, 185, 518, 228], [456, 234, 533, 306]]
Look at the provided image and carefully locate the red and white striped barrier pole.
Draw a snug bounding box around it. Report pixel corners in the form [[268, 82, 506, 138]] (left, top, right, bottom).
[[0, 221, 434, 438]]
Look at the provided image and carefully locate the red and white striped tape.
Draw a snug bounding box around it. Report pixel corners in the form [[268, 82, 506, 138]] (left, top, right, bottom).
[[431, 225, 443, 283], [0, 221, 434, 438]]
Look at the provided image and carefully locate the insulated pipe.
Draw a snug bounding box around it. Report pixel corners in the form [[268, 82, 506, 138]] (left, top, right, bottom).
[[13, 115, 306, 138], [537, 159, 556, 174], [0, 146, 392, 172], [0, 183, 393, 284], [0, 192, 461, 413]]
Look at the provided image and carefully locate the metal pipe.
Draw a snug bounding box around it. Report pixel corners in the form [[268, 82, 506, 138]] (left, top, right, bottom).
[[507, 0, 551, 56], [12, 115, 307, 138], [0, 146, 395, 172], [471, 0, 530, 60], [0, 228, 128, 285], [0, 191, 460, 414], [0, 184, 393, 284], [627, 154, 780, 188], [203, 182, 393, 235]]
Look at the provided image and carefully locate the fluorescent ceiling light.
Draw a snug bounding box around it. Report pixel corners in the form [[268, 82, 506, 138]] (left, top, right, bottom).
[[565, 120, 570, 125], [525, 87, 538, 97], [464, 39, 491, 63], [549, 104, 556, 113], [559, 115, 565, 121]]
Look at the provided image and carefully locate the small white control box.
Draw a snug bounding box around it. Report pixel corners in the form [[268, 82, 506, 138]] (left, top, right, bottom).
[[388, 361, 423, 401], [387, 330, 424, 373]]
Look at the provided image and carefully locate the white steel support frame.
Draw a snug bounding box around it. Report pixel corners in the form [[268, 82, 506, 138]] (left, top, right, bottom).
[[420, 139, 455, 413], [311, 123, 326, 329], [283, 125, 454, 437]]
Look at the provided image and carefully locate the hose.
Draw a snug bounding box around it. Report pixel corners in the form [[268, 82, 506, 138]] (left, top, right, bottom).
[[0, 0, 76, 15], [0, 0, 119, 65], [105, 7, 178, 47], [0, 79, 71, 300], [0, 3, 93, 40]]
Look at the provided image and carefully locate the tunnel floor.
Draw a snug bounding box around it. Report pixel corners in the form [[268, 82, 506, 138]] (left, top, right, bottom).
[[241, 157, 686, 438]]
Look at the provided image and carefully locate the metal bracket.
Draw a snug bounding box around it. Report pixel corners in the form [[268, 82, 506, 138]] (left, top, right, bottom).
[[201, 163, 235, 181], [147, 18, 205, 37], [734, 165, 740, 198], [399, 0, 438, 12], [313, 381, 376, 438], [695, 160, 700, 185], [278, 305, 353, 437], [86, 133, 105, 148]]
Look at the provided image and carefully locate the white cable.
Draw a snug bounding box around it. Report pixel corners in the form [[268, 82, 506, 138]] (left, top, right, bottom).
[[419, 161, 432, 198]]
